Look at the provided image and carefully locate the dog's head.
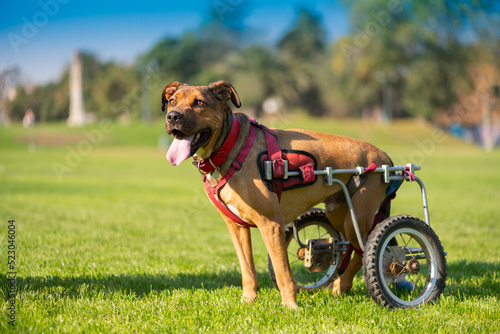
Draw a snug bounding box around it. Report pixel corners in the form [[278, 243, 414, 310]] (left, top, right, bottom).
[[161, 80, 241, 166]]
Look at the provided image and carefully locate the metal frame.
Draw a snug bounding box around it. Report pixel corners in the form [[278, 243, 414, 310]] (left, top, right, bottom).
[[265, 163, 430, 252]]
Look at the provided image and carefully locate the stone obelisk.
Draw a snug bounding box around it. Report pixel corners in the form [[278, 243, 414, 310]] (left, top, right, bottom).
[[67, 51, 86, 127]]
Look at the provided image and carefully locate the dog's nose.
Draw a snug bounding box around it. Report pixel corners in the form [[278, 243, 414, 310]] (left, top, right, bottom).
[[167, 111, 184, 124]]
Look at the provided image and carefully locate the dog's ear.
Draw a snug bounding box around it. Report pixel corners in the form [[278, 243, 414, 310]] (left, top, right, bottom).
[[161, 82, 186, 112], [208, 80, 241, 108]]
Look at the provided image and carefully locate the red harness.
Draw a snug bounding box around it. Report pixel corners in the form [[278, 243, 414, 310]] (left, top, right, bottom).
[[199, 116, 314, 227], [200, 116, 257, 227], [197, 115, 241, 174]]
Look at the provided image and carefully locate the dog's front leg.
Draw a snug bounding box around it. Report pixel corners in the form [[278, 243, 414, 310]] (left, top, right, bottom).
[[259, 215, 299, 309], [223, 217, 259, 303]]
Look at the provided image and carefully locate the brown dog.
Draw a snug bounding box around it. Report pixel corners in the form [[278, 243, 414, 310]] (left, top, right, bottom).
[[162, 80, 392, 308]]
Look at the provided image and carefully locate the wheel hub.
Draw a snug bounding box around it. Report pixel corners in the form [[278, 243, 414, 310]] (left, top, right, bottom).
[[297, 248, 306, 260], [385, 247, 422, 278], [406, 258, 421, 274], [388, 260, 406, 276], [383, 246, 407, 283]]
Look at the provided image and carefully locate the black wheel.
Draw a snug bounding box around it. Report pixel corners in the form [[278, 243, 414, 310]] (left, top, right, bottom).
[[363, 215, 447, 308], [267, 208, 343, 291]]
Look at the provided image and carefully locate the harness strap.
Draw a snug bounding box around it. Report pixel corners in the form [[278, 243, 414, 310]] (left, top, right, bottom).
[[346, 175, 364, 197], [402, 165, 416, 181], [365, 162, 378, 173], [204, 123, 257, 227], [197, 115, 240, 173], [371, 192, 396, 232], [203, 118, 286, 226], [345, 162, 378, 197], [256, 122, 284, 201]]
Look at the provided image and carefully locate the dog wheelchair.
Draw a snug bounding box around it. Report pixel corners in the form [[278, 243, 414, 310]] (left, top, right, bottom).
[[267, 164, 447, 309]]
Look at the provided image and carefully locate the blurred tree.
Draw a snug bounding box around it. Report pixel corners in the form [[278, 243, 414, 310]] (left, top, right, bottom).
[[87, 59, 140, 118], [0, 65, 22, 123], [39, 79, 70, 121], [74, 52, 141, 119], [334, 0, 500, 119], [203, 0, 250, 46], [5, 86, 31, 122], [229, 45, 290, 116], [142, 2, 250, 87], [279, 8, 326, 60], [141, 35, 203, 84], [6, 72, 70, 122], [330, 39, 381, 118], [6, 52, 141, 122], [277, 9, 329, 116]]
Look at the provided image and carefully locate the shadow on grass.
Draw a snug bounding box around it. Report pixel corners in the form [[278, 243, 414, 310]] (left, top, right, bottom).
[[447, 260, 500, 277], [3, 271, 275, 299], [4, 260, 496, 301], [444, 260, 500, 298]]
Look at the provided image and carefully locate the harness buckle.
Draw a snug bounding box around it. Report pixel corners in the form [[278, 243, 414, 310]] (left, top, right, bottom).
[[231, 160, 242, 171], [192, 159, 209, 176], [264, 159, 288, 180]]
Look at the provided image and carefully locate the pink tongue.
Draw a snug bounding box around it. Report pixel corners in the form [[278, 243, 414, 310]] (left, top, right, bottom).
[[166, 135, 194, 166]]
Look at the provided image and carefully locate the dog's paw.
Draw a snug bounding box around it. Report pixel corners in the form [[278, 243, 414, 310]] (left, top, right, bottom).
[[281, 300, 299, 309], [241, 292, 257, 304]]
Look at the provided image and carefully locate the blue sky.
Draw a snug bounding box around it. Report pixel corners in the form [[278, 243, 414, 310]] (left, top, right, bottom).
[[0, 0, 349, 84]]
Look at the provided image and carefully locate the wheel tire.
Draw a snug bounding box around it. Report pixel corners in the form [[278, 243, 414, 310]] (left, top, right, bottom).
[[363, 215, 447, 309], [267, 208, 343, 291]]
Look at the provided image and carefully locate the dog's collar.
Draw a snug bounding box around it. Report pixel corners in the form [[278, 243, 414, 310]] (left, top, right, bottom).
[[194, 114, 240, 174]]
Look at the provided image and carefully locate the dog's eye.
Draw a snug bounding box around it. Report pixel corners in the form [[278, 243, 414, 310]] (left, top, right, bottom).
[[195, 100, 205, 107], [168, 99, 176, 106]]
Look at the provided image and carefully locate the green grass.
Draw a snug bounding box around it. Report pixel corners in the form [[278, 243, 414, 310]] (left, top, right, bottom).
[[1, 116, 499, 333]]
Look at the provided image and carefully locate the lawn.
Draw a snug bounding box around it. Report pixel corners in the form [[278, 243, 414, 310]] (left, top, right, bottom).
[[1, 115, 499, 333]]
